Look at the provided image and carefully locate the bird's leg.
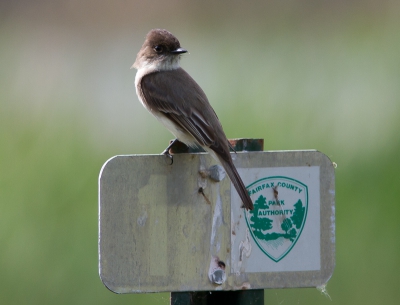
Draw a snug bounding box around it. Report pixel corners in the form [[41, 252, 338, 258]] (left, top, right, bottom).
[[161, 139, 178, 165]]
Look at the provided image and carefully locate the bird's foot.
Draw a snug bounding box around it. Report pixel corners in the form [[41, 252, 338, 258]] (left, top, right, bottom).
[[162, 149, 174, 165], [161, 139, 178, 165]]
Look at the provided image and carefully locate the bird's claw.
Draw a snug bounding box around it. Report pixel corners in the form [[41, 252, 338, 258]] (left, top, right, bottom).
[[162, 150, 173, 165], [161, 139, 178, 165], [165, 152, 173, 165]]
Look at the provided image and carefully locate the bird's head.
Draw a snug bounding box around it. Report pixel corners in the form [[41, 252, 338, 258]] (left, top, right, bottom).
[[132, 29, 187, 71]]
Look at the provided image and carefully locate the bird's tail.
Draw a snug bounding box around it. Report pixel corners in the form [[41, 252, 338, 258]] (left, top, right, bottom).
[[218, 157, 254, 210]]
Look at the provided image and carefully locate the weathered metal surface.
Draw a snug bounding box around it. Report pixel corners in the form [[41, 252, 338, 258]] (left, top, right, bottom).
[[98, 150, 335, 293], [170, 138, 264, 304], [168, 138, 264, 154]]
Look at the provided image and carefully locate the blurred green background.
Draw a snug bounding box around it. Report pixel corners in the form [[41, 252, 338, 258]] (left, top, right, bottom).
[[1, 0, 399, 304]]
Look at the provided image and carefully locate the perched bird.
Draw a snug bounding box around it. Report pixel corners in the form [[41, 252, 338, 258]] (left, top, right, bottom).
[[132, 29, 254, 210]]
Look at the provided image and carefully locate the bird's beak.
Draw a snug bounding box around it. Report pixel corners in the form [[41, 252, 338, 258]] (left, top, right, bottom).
[[170, 48, 188, 54]]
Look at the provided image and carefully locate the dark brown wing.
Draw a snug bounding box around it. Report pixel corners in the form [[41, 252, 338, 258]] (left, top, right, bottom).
[[140, 68, 221, 148]]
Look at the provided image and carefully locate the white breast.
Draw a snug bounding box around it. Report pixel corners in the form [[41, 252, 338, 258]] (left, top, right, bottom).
[[134, 60, 197, 148]]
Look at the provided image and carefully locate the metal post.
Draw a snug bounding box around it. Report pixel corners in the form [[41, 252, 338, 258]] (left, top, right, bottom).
[[170, 139, 265, 305]]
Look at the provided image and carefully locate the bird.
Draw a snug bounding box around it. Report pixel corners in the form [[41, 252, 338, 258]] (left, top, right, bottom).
[[132, 29, 254, 210]]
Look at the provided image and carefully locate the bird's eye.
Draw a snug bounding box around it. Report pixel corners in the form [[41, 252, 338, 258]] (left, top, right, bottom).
[[154, 45, 163, 53]]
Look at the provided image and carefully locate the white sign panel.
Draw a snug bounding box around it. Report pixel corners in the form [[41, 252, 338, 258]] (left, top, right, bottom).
[[231, 166, 320, 273]]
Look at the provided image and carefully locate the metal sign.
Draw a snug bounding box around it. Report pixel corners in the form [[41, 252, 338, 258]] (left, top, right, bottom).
[[98, 150, 335, 293]]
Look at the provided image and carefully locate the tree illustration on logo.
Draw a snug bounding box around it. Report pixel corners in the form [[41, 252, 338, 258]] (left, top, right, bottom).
[[287, 228, 297, 242], [250, 195, 273, 240], [291, 199, 305, 229], [280, 217, 298, 242], [281, 218, 293, 233]]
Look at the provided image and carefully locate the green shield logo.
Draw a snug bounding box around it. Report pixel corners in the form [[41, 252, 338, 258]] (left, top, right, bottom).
[[245, 176, 308, 262]]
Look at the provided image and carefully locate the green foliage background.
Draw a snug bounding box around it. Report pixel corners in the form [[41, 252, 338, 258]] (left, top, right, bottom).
[[1, 1, 399, 304]]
